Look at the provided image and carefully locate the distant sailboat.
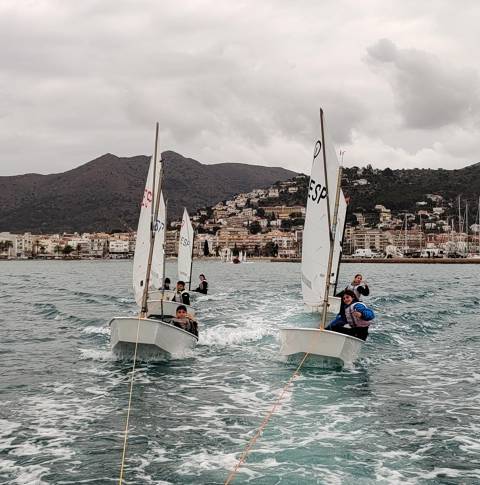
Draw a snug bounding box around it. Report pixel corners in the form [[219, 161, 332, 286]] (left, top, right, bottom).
[[109, 125, 198, 358], [279, 109, 364, 366], [178, 208, 195, 288]]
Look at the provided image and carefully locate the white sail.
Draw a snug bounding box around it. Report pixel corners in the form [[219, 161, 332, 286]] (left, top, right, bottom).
[[330, 192, 347, 285], [178, 208, 194, 284], [301, 125, 341, 309], [150, 192, 166, 289], [132, 155, 162, 306]]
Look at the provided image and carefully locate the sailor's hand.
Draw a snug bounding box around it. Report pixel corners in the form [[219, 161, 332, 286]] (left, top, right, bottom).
[[353, 311, 362, 318], [186, 312, 194, 319]]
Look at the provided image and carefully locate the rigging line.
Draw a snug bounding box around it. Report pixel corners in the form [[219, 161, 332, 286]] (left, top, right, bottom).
[[224, 351, 310, 485], [118, 316, 142, 485]]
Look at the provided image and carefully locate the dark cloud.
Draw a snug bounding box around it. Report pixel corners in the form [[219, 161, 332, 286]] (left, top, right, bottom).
[[0, 2, 479, 174], [366, 38, 480, 129]]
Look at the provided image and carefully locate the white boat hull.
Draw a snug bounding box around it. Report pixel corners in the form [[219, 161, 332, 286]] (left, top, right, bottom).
[[279, 327, 363, 365], [304, 295, 341, 314], [147, 300, 196, 318], [110, 316, 198, 358], [148, 289, 175, 301]]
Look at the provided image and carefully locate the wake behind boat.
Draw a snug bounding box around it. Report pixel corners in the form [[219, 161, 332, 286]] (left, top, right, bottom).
[[280, 109, 363, 366], [109, 124, 198, 359]]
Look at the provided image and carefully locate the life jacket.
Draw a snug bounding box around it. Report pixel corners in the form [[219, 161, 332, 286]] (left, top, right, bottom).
[[345, 283, 364, 300], [172, 290, 187, 303], [344, 302, 372, 328], [171, 317, 198, 336]]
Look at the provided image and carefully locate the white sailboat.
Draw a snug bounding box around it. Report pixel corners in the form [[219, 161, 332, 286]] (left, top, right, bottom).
[[178, 208, 195, 287], [279, 109, 364, 366], [109, 125, 198, 358]]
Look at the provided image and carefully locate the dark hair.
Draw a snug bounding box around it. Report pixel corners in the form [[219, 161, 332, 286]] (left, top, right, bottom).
[[176, 305, 187, 312], [164, 278, 171, 284], [354, 274, 362, 279], [199, 274, 205, 278], [177, 280, 185, 286], [343, 289, 357, 299]]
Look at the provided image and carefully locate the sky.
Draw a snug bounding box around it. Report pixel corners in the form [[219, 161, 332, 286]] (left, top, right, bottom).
[[1, 0, 479, 176]]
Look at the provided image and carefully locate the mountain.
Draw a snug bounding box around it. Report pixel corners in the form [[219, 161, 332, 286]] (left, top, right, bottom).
[[0, 151, 296, 233], [342, 163, 480, 214]]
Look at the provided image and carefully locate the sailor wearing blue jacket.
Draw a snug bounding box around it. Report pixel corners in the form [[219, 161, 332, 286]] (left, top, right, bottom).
[[326, 290, 375, 341]]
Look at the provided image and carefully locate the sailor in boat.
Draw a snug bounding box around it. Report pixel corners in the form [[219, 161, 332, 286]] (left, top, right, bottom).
[[160, 277, 171, 290], [337, 273, 370, 300], [326, 290, 375, 341], [170, 305, 198, 337], [193, 274, 208, 294], [171, 280, 191, 305]]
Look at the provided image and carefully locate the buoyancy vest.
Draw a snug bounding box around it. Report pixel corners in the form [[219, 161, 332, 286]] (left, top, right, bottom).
[[346, 283, 364, 300], [172, 290, 187, 303], [345, 302, 372, 328]]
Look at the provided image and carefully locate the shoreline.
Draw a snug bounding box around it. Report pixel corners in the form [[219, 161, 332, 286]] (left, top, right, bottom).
[[270, 257, 480, 264], [2, 256, 480, 264]]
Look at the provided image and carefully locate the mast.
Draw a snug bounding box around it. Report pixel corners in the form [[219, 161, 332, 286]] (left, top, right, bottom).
[[320, 109, 333, 242], [320, 166, 343, 329], [466, 201, 469, 254], [160, 198, 168, 317], [318, 108, 342, 329], [140, 123, 161, 317]]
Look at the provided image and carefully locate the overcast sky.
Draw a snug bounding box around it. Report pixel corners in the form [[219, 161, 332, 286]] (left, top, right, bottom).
[[1, 0, 479, 176]]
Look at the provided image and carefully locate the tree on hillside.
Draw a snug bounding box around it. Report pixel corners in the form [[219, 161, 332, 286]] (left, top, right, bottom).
[[203, 240, 210, 256], [63, 244, 73, 256], [249, 221, 262, 235]]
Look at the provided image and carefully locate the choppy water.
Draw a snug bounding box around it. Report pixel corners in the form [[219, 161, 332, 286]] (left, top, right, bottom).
[[0, 260, 479, 484]]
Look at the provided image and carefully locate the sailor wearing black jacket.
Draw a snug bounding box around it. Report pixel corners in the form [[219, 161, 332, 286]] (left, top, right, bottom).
[[193, 274, 208, 295], [336, 274, 370, 301]]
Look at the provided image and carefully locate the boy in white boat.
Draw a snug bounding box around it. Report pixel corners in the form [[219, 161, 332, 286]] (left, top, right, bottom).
[[171, 305, 198, 336], [171, 281, 190, 305]]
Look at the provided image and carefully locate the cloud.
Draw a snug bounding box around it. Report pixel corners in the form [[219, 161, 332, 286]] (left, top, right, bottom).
[[0, 1, 479, 175], [366, 38, 480, 130]]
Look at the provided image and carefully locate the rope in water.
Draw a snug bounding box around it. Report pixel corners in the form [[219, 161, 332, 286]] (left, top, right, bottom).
[[224, 351, 310, 485], [118, 317, 142, 485]]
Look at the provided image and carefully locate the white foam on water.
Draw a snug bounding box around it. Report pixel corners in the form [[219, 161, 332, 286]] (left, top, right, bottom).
[[374, 462, 416, 485], [0, 459, 49, 485], [78, 347, 115, 361], [199, 319, 273, 348], [0, 419, 22, 451], [176, 449, 257, 479], [82, 325, 110, 335], [9, 443, 44, 458]]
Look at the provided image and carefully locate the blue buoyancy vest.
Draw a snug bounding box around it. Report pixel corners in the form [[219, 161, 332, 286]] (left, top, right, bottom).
[[345, 302, 372, 328]]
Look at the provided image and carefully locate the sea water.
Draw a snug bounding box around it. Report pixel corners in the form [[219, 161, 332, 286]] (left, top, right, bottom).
[[0, 260, 479, 484]]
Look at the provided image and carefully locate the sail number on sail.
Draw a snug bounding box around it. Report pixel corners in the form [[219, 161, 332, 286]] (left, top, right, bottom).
[[153, 218, 164, 232], [141, 188, 153, 208], [308, 179, 327, 203], [180, 236, 191, 247]]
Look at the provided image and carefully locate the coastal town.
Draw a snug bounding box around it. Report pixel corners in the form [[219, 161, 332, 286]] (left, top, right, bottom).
[[1, 171, 479, 260]]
